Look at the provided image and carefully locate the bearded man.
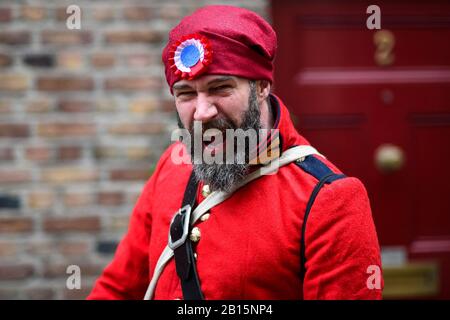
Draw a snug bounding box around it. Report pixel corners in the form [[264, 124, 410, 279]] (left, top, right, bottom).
[[88, 5, 383, 300]]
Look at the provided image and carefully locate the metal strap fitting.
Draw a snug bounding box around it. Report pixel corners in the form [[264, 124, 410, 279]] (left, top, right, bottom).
[[168, 204, 192, 250]]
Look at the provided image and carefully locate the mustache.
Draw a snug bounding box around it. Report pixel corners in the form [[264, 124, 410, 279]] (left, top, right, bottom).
[[189, 117, 237, 135], [177, 113, 237, 134]]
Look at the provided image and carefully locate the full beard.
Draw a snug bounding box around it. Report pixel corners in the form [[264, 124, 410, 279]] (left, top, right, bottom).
[[177, 81, 261, 193]]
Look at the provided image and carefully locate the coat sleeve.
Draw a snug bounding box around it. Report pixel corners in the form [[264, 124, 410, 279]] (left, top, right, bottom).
[[87, 146, 175, 300], [87, 178, 154, 299], [302, 177, 384, 299]]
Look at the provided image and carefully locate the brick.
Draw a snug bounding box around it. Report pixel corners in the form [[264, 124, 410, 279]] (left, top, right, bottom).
[[126, 146, 152, 160], [96, 240, 118, 254], [104, 30, 162, 44], [25, 146, 52, 161], [93, 146, 152, 161], [44, 261, 104, 279], [57, 100, 92, 113], [28, 191, 54, 209], [63, 287, 91, 300], [41, 167, 98, 183], [43, 216, 101, 233], [105, 76, 160, 91], [42, 30, 92, 45], [58, 240, 90, 256], [26, 99, 53, 113], [0, 74, 28, 91], [124, 53, 154, 67], [0, 288, 20, 299], [25, 240, 52, 256], [0, 53, 12, 67], [56, 145, 82, 160], [0, 100, 11, 113], [0, 31, 31, 45], [24, 287, 55, 300], [37, 123, 95, 137], [123, 6, 153, 21], [0, 170, 32, 184], [129, 98, 157, 113], [21, 6, 47, 21], [95, 99, 118, 112], [36, 76, 93, 91], [0, 241, 18, 257], [0, 101, 12, 114], [0, 8, 12, 22], [110, 168, 150, 181], [0, 263, 34, 280], [23, 54, 55, 67], [0, 217, 33, 233], [55, 7, 69, 21], [0, 195, 20, 209], [42, 262, 70, 278], [97, 191, 124, 206], [43, 261, 89, 278], [159, 4, 183, 20], [91, 53, 115, 68], [110, 216, 129, 232], [93, 7, 115, 21], [42, 263, 64, 278], [63, 192, 92, 207], [108, 122, 165, 135], [0, 147, 14, 161], [0, 104, 9, 113], [57, 52, 83, 69], [94, 146, 119, 160]]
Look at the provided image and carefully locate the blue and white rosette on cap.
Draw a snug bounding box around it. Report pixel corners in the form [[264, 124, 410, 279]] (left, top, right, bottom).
[[169, 33, 212, 80]]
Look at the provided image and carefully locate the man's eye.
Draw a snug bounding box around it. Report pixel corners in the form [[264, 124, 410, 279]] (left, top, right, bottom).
[[211, 85, 231, 92], [177, 92, 195, 97]]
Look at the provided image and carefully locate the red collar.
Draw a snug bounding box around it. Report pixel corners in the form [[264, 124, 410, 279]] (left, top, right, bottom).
[[249, 94, 311, 165]]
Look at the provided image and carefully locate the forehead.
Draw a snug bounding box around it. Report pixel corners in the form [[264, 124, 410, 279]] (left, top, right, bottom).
[[172, 75, 246, 90]]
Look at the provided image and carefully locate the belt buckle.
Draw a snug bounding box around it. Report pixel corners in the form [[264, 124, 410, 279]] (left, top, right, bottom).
[[168, 204, 192, 250]]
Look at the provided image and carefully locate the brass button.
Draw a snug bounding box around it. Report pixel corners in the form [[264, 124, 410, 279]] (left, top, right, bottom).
[[189, 227, 201, 242], [201, 185, 211, 197], [200, 213, 210, 222]]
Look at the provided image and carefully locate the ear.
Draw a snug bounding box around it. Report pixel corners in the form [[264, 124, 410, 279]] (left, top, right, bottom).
[[256, 80, 271, 103]]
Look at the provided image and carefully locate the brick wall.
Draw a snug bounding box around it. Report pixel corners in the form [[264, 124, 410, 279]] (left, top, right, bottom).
[[0, 1, 269, 299]]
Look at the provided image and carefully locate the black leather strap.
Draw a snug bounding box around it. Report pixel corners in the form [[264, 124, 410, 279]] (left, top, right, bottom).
[[169, 171, 204, 300]]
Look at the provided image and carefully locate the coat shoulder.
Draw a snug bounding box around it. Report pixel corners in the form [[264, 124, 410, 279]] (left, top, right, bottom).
[[281, 153, 344, 186]]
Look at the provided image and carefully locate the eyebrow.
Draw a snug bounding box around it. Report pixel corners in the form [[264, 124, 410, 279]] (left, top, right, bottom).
[[172, 76, 235, 91]]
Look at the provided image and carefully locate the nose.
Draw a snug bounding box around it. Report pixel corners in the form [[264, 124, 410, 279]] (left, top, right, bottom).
[[193, 93, 218, 122]]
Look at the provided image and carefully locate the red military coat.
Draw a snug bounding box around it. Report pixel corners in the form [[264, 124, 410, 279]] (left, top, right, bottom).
[[88, 95, 383, 300]]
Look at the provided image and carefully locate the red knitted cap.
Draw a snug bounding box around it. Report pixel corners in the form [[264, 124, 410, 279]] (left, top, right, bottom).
[[162, 5, 277, 91]]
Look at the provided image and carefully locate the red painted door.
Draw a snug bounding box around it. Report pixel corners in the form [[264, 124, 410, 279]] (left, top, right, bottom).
[[272, 0, 450, 299]]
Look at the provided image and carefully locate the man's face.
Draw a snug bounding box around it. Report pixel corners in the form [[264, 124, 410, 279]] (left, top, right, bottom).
[[173, 75, 252, 131], [173, 75, 260, 157], [172, 75, 262, 192]]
